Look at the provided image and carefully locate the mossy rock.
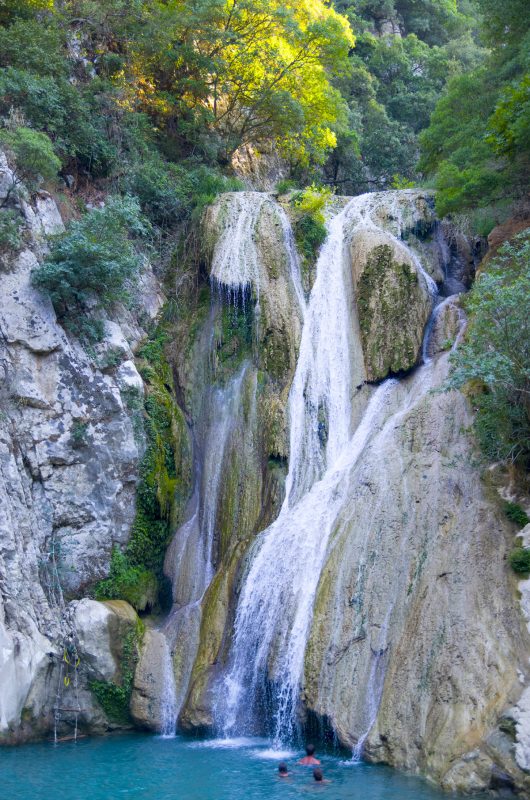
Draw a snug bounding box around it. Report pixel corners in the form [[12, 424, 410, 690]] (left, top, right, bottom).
[[356, 243, 431, 381]]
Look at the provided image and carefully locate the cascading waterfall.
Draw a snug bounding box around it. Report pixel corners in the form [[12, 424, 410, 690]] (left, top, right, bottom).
[[216, 191, 452, 748]]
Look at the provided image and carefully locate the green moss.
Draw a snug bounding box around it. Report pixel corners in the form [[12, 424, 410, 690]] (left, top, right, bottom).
[[499, 717, 517, 740], [95, 313, 192, 611], [215, 302, 253, 373], [90, 620, 143, 725], [94, 548, 157, 612], [357, 244, 423, 380]]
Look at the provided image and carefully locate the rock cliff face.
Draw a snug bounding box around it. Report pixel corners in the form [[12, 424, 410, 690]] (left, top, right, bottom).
[[0, 152, 162, 740]]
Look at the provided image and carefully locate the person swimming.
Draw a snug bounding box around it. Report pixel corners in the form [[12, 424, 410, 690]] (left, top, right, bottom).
[[298, 744, 321, 765], [278, 762, 289, 778], [313, 768, 330, 784]]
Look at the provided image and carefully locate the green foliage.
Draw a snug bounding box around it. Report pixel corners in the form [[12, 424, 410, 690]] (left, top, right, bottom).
[[276, 179, 297, 195], [504, 502, 530, 528], [0, 210, 23, 251], [95, 319, 191, 611], [419, 0, 530, 216], [0, 68, 118, 176], [391, 174, 416, 189], [446, 230, 530, 466], [89, 621, 143, 724], [290, 186, 331, 266], [0, 127, 61, 191], [319, 1, 482, 193], [70, 420, 88, 448], [509, 547, 530, 575], [32, 196, 149, 336], [94, 547, 157, 612], [136, 0, 353, 165], [0, 18, 66, 75]]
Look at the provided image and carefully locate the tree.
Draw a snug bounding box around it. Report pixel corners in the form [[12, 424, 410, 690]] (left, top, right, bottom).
[[318, 0, 481, 193], [130, 0, 354, 165], [32, 196, 149, 339]]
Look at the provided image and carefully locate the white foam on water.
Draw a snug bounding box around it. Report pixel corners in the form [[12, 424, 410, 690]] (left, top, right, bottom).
[[188, 737, 264, 750], [251, 748, 298, 760]]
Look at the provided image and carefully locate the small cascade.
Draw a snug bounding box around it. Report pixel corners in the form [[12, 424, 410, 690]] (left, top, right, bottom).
[[163, 364, 251, 719], [160, 637, 178, 738], [209, 192, 269, 299], [351, 606, 393, 761], [41, 532, 82, 744]]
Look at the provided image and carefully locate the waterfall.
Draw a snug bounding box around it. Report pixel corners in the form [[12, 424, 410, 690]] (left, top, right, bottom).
[[216, 197, 402, 743], [214, 191, 461, 748], [209, 192, 269, 299], [162, 365, 250, 719]]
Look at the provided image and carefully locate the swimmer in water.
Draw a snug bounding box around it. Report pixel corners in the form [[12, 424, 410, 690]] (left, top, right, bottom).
[[313, 768, 331, 784], [278, 762, 289, 778], [298, 744, 321, 766]]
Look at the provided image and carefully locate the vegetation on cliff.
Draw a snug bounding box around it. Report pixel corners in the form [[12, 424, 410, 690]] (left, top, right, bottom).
[[419, 0, 529, 218], [447, 231, 530, 469]]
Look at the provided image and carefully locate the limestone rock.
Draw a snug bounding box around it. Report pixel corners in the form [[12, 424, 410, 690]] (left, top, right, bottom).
[[0, 153, 163, 742], [130, 628, 167, 731], [303, 352, 530, 790], [73, 598, 137, 683]]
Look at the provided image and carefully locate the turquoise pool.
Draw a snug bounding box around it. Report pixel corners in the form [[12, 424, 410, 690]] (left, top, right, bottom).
[[0, 734, 486, 800]]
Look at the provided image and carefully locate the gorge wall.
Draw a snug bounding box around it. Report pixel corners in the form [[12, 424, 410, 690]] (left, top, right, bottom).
[[1, 154, 530, 796]]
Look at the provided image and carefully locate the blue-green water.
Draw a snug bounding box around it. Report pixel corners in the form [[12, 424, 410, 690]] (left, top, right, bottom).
[[0, 734, 486, 800]]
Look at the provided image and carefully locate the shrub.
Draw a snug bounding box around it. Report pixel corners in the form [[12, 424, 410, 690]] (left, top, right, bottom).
[[94, 547, 157, 612], [0, 68, 117, 177], [276, 178, 297, 195], [32, 195, 149, 322], [391, 174, 416, 189], [290, 185, 331, 265], [446, 230, 530, 466], [509, 547, 530, 575], [0, 210, 23, 251], [504, 502, 530, 528], [123, 159, 193, 228], [0, 126, 61, 193]]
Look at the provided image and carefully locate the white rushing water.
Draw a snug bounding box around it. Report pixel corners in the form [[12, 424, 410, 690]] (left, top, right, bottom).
[[216, 191, 448, 747], [210, 192, 269, 298], [160, 636, 178, 737]]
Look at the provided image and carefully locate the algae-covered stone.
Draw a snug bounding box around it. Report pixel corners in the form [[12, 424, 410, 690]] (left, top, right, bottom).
[[351, 237, 431, 381]]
